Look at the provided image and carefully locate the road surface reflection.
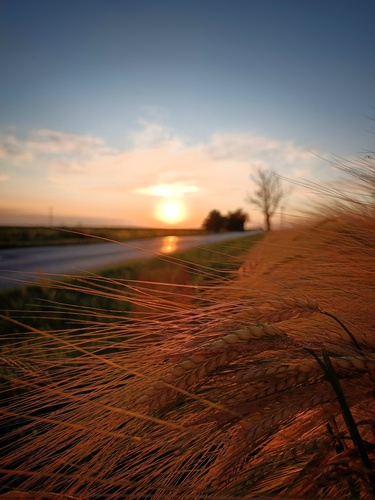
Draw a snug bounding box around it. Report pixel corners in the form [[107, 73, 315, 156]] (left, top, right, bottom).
[[160, 236, 178, 253]]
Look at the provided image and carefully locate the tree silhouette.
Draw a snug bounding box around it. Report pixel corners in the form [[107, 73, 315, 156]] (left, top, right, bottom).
[[202, 209, 226, 232], [225, 209, 249, 231], [202, 209, 249, 232], [247, 166, 285, 231]]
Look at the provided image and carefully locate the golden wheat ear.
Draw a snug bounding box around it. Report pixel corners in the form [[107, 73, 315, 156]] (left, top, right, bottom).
[[136, 323, 287, 410], [252, 295, 321, 323]]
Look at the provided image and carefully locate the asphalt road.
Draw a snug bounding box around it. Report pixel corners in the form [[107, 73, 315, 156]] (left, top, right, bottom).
[[0, 231, 260, 289]]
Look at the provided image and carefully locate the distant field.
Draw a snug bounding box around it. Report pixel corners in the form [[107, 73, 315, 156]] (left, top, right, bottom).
[[0, 226, 206, 248]]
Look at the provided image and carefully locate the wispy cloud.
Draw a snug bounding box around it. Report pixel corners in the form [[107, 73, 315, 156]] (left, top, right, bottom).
[[0, 131, 33, 161], [135, 183, 201, 197], [129, 120, 181, 150], [26, 129, 112, 156], [207, 131, 314, 172]]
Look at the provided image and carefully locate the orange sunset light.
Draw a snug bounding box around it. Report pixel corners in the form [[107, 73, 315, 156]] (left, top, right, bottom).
[[155, 199, 187, 225]]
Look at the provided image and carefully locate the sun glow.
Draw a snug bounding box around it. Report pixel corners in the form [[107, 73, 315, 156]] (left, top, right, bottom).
[[156, 200, 187, 225]]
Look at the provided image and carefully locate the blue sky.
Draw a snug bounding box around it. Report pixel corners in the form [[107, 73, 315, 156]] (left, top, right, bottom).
[[1, 0, 374, 227]]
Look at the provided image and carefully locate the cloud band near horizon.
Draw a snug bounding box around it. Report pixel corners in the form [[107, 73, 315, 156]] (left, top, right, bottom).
[[0, 120, 337, 227]]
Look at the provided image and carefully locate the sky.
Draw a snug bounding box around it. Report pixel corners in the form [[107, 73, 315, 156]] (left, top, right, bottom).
[[0, 0, 374, 229]]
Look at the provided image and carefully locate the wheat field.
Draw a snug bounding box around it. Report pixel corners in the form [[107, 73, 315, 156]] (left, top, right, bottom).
[[1, 163, 375, 498]]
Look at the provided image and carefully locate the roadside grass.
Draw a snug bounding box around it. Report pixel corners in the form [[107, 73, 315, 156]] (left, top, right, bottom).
[[0, 226, 206, 248], [0, 232, 262, 348]]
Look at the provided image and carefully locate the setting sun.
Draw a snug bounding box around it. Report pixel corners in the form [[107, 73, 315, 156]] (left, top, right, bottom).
[[156, 200, 187, 225]]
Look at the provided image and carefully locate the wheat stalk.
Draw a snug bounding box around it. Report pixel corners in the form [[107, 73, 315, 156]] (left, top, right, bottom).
[[206, 379, 373, 493], [243, 379, 372, 444], [136, 324, 287, 410], [251, 295, 321, 323]]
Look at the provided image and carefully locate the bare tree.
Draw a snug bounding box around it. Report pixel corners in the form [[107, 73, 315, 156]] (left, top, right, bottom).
[[247, 166, 284, 231]]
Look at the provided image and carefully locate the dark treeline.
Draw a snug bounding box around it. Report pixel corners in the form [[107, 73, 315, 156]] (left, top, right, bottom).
[[202, 208, 249, 232]]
